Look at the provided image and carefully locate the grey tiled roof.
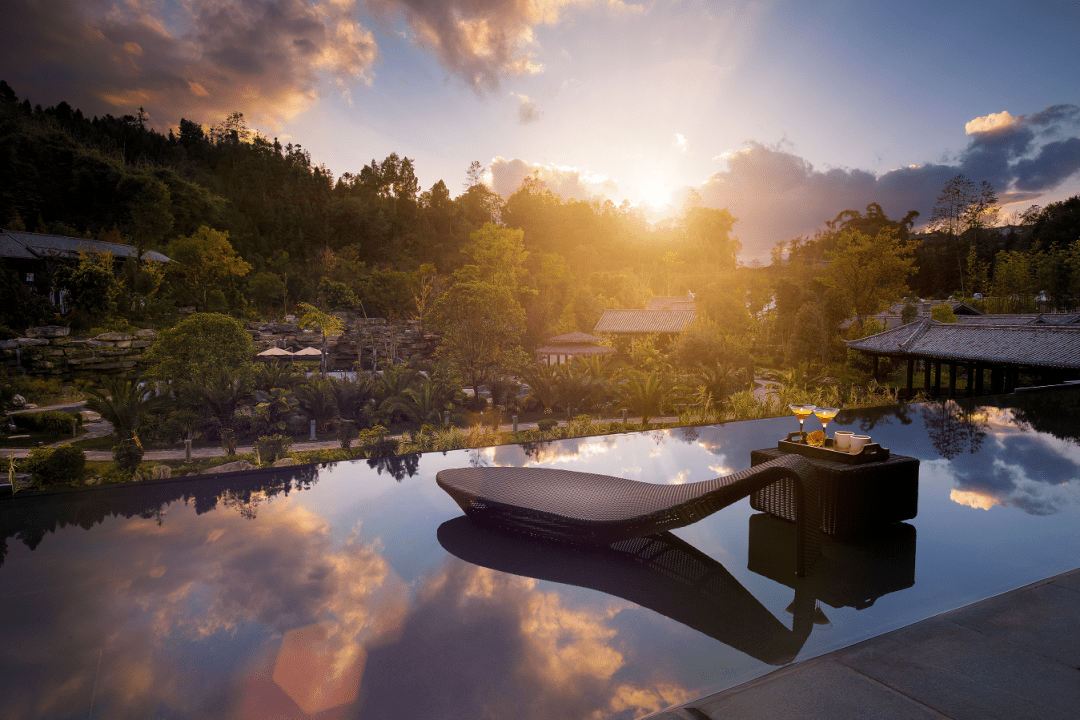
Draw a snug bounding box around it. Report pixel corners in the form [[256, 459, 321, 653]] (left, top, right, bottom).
[[846, 319, 1080, 369], [594, 309, 696, 334], [647, 295, 696, 311], [545, 331, 604, 344], [885, 301, 982, 315], [858, 312, 1080, 331], [535, 344, 615, 356], [0, 229, 171, 263]]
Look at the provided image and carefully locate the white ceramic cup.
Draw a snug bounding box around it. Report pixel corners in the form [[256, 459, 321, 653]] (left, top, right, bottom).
[[849, 435, 871, 454], [833, 431, 853, 451]]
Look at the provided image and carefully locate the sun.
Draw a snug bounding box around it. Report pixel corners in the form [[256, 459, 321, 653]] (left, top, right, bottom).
[[636, 173, 675, 211]]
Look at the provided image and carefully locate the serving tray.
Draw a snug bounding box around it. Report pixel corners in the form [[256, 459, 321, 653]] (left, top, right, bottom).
[[778, 431, 890, 464]]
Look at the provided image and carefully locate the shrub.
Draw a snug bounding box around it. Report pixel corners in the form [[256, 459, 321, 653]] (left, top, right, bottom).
[[11, 410, 82, 436], [40, 410, 82, 436], [22, 444, 87, 487], [337, 420, 358, 450], [113, 438, 144, 474], [11, 413, 42, 433], [255, 434, 292, 464], [220, 429, 238, 455], [537, 418, 558, 432]]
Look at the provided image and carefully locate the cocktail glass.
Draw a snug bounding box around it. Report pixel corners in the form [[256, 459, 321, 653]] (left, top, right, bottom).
[[789, 404, 816, 442], [814, 407, 840, 440]]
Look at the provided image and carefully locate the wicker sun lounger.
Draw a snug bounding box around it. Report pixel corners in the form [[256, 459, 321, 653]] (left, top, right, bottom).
[[436, 454, 821, 575]]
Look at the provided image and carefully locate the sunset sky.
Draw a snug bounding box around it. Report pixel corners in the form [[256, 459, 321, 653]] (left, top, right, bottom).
[[5, 0, 1080, 260]]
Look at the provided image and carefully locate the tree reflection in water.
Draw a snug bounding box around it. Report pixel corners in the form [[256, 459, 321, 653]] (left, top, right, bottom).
[[367, 453, 420, 481], [1008, 388, 1080, 444], [0, 464, 319, 568], [921, 399, 989, 460]]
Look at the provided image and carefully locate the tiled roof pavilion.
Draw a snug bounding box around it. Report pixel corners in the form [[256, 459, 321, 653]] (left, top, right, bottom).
[[593, 309, 696, 334], [1, 229, 171, 263], [535, 331, 614, 365], [846, 319, 1080, 397]]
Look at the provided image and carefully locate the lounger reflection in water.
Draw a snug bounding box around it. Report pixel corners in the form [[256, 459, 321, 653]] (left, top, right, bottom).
[[436, 454, 821, 576], [438, 517, 817, 666]]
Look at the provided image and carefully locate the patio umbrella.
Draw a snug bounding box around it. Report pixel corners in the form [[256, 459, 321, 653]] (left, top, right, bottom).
[[257, 347, 294, 357], [293, 347, 323, 357]]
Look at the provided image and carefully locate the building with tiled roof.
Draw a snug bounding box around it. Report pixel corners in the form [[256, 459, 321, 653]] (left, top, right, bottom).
[[1, 229, 170, 264], [535, 332, 615, 365], [646, 292, 696, 311], [846, 319, 1080, 397], [593, 309, 696, 335], [1, 228, 171, 304]]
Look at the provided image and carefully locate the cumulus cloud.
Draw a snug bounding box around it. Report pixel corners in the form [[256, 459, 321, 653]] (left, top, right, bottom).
[[359, 558, 692, 718], [1, 492, 408, 718], [490, 155, 617, 201], [1, 0, 378, 129], [695, 105, 1080, 261], [513, 92, 543, 123], [965, 110, 1017, 135], [369, 0, 634, 93]]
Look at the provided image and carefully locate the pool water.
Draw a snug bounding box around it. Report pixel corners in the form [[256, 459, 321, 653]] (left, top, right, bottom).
[[1, 391, 1079, 719]]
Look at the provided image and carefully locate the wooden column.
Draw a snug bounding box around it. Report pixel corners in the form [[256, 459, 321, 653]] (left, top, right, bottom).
[[906, 358, 915, 398], [949, 362, 957, 397], [975, 364, 984, 395], [933, 361, 942, 397], [923, 359, 931, 394], [872, 356, 879, 382], [965, 363, 974, 397]]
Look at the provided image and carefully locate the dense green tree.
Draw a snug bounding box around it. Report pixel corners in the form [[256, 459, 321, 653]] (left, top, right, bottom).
[[54, 252, 121, 328], [165, 226, 251, 310], [683, 207, 740, 269], [144, 312, 255, 393], [821, 228, 916, 329], [433, 279, 528, 404], [930, 302, 958, 323], [297, 301, 344, 378], [248, 271, 286, 313]]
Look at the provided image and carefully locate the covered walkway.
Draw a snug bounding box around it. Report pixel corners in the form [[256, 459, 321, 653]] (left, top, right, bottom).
[[845, 319, 1080, 398]]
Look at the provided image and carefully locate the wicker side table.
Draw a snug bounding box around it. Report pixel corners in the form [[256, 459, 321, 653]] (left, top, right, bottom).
[[750, 447, 919, 540]]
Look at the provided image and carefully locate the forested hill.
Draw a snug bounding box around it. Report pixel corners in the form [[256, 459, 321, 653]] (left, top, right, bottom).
[[0, 81, 746, 319], [3, 79, 1078, 352]]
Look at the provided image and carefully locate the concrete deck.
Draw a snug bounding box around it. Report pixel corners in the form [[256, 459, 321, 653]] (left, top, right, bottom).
[[651, 567, 1080, 719]]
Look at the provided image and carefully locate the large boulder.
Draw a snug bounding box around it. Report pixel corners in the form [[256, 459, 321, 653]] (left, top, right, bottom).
[[202, 460, 256, 474], [24, 326, 70, 338]]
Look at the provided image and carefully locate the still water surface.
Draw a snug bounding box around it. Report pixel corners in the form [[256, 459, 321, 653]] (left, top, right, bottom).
[[2, 391, 1079, 719]]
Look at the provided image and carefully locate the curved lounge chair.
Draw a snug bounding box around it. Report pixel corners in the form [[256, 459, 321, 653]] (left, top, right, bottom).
[[437, 454, 821, 575]]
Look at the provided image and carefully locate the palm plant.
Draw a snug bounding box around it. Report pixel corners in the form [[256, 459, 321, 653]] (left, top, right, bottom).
[[522, 363, 560, 413], [253, 387, 298, 434], [405, 377, 453, 424], [84, 375, 165, 442], [296, 379, 339, 432], [188, 369, 251, 427], [375, 364, 422, 423], [618, 369, 671, 426], [554, 361, 605, 415], [253, 362, 301, 393], [330, 375, 377, 427]]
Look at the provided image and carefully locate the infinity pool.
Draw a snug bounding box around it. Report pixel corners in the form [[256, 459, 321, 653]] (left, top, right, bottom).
[[2, 391, 1079, 719]]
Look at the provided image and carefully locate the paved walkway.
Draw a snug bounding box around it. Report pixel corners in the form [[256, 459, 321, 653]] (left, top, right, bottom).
[[5, 402, 681, 461], [651, 567, 1080, 719]]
